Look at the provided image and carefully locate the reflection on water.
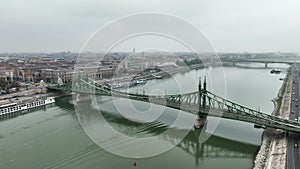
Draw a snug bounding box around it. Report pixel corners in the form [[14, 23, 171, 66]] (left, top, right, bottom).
[[0, 95, 257, 169], [73, 97, 257, 168]]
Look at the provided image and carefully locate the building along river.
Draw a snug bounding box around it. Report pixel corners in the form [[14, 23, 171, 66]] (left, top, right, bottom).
[[0, 63, 289, 169]]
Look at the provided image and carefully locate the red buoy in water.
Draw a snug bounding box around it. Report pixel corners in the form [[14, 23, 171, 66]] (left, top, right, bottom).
[[133, 162, 137, 166]]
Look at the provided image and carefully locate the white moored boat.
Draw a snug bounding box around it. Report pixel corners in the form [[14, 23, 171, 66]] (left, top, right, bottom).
[[0, 97, 55, 116]]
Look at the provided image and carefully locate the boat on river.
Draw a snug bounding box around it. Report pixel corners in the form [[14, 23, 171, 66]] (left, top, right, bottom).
[[270, 69, 281, 74], [0, 97, 55, 116]]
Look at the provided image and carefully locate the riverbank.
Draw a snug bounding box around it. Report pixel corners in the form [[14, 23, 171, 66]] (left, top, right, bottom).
[[0, 89, 68, 118], [0, 86, 67, 108], [253, 69, 291, 169]]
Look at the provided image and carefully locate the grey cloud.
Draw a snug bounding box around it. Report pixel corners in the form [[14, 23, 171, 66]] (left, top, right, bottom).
[[0, 0, 299, 52]]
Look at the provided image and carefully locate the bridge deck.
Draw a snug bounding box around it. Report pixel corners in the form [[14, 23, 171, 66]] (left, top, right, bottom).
[[47, 77, 300, 133]]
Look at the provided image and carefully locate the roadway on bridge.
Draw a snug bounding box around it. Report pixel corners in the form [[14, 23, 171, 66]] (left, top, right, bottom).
[[287, 65, 300, 169]]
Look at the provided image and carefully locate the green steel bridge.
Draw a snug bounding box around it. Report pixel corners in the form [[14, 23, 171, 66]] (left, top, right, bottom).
[[47, 76, 300, 133]]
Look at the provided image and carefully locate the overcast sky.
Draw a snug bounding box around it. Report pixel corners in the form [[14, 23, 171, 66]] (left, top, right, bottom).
[[0, 0, 300, 53]]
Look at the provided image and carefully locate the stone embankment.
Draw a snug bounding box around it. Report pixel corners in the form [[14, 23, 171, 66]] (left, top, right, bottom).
[[253, 70, 291, 169], [0, 87, 58, 105]]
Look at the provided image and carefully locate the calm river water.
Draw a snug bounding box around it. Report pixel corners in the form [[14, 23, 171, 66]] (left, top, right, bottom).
[[0, 63, 289, 169]]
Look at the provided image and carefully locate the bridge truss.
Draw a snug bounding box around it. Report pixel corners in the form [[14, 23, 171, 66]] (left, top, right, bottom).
[[48, 76, 300, 133]]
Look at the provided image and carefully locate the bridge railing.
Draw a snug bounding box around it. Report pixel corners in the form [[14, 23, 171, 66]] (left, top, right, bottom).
[[203, 91, 300, 129]]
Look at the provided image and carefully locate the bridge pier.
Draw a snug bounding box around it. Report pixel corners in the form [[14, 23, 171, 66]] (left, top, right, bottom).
[[195, 77, 208, 129], [75, 93, 92, 104], [265, 62, 268, 68], [194, 115, 207, 129]]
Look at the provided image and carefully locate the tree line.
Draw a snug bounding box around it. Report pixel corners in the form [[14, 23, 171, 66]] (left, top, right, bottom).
[[0, 77, 21, 93]]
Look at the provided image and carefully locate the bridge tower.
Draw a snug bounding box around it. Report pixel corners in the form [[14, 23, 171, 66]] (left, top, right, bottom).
[[198, 77, 202, 109], [202, 76, 207, 107], [195, 76, 207, 129]]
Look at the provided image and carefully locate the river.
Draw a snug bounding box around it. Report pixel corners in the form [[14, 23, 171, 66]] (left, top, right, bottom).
[[0, 63, 289, 169]]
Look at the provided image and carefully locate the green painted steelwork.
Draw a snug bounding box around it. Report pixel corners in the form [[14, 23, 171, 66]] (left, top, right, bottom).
[[47, 77, 300, 133]]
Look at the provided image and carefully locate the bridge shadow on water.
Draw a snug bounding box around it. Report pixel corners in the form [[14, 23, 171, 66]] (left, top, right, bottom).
[[54, 96, 258, 166]]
